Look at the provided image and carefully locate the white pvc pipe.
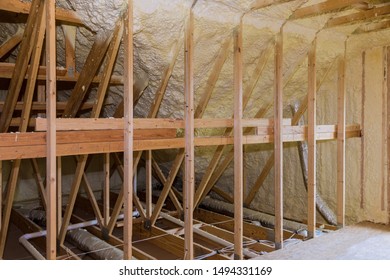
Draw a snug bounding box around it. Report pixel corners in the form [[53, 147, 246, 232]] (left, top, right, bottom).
[[19, 213, 129, 260]]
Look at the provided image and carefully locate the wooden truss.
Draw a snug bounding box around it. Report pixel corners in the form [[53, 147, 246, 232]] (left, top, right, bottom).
[[0, 0, 388, 260]]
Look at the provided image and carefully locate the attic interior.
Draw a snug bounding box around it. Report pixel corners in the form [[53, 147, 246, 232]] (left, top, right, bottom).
[[0, 0, 389, 260]]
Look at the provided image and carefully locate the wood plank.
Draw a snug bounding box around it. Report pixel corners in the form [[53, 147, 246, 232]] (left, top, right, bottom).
[[290, 0, 366, 20], [57, 157, 62, 232], [337, 53, 346, 227], [0, 28, 23, 59], [0, 101, 93, 112], [62, 32, 112, 118], [0, 0, 84, 26], [194, 36, 232, 118], [183, 10, 195, 260], [326, 4, 390, 28], [0, 0, 43, 132], [104, 154, 110, 226], [145, 151, 152, 219], [46, 0, 56, 260], [31, 159, 47, 210], [307, 39, 316, 238], [274, 29, 283, 250], [62, 25, 76, 77], [123, 1, 134, 260], [233, 22, 243, 260], [387, 46, 390, 222], [361, 51, 366, 209]]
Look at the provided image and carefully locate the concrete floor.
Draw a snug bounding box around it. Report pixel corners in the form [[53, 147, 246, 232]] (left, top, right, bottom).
[[255, 222, 390, 260]]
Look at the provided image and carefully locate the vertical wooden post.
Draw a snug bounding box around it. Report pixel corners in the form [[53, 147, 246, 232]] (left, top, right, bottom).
[[307, 39, 317, 238], [337, 48, 346, 227], [0, 161, 2, 234], [274, 28, 284, 250], [387, 46, 390, 223], [57, 157, 62, 232], [145, 151, 152, 219], [104, 153, 110, 226], [233, 21, 243, 260], [184, 9, 194, 260], [46, 0, 57, 260], [361, 52, 365, 209], [123, 0, 134, 260]]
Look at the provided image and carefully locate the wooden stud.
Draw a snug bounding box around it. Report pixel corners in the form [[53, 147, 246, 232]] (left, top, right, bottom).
[[0, 28, 23, 59], [57, 157, 62, 232], [274, 29, 283, 250], [326, 5, 390, 28], [62, 25, 76, 77], [145, 151, 152, 219], [337, 50, 347, 227], [183, 10, 195, 260], [307, 39, 316, 238], [233, 21, 243, 260], [382, 47, 387, 211], [387, 46, 390, 222], [123, 0, 134, 260], [0, 161, 2, 235], [290, 0, 366, 20], [31, 159, 47, 210], [46, 0, 57, 260]]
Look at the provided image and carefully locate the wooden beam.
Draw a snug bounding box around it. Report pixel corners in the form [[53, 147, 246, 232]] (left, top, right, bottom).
[[0, 28, 23, 59], [337, 53, 346, 227], [290, 0, 366, 20], [233, 22, 243, 260], [57, 157, 62, 232], [183, 10, 195, 260], [123, 1, 134, 260], [353, 20, 390, 35], [387, 46, 390, 223], [193, 40, 274, 209], [361, 51, 366, 209], [0, 0, 43, 132], [31, 159, 47, 211], [326, 4, 390, 28], [245, 57, 338, 206], [0, 0, 84, 26], [104, 154, 110, 226], [250, 0, 293, 11], [62, 32, 112, 118], [274, 29, 283, 250], [0, 161, 2, 235], [62, 25, 76, 77], [46, 0, 57, 260], [307, 39, 316, 238], [194, 36, 232, 118]]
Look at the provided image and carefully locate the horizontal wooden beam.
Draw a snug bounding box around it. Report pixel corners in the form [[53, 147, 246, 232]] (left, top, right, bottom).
[[0, 124, 361, 160], [0, 0, 84, 26], [326, 4, 390, 28], [1, 101, 94, 112], [353, 19, 390, 34], [0, 62, 123, 84], [290, 0, 367, 20], [0, 29, 23, 59], [35, 117, 292, 131]]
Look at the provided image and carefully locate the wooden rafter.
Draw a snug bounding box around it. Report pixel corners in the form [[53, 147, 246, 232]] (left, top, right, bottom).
[[62, 25, 76, 77], [326, 4, 390, 28], [0, 28, 23, 59], [353, 19, 390, 34], [290, 0, 368, 20], [0, 0, 84, 26]]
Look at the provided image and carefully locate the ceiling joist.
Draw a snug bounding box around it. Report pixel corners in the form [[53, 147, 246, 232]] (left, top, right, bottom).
[[326, 4, 390, 28], [290, 0, 369, 20]]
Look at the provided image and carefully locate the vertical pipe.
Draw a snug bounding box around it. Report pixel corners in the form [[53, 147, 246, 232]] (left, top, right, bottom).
[[184, 9, 194, 260], [337, 48, 347, 227], [307, 39, 317, 238], [233, 20, 243, 260], [145, 151, 152, 219], [46, 0, 57, 260], [104, 153, 110, 226], [274, 28, 284, 250], [123, 0, 134, 260]]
